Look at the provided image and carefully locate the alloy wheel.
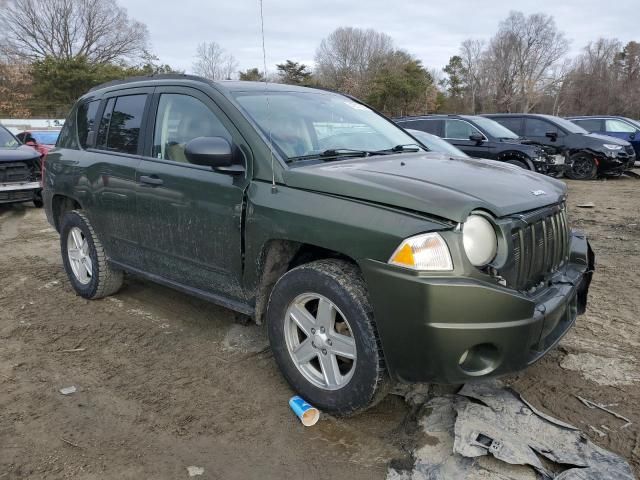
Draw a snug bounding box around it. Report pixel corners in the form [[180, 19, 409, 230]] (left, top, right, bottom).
[[284, 293, 357, 390], [67, 226, 93, 285]]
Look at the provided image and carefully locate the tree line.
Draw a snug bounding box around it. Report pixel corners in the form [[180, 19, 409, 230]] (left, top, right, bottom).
[[0, 0, 637, 120]]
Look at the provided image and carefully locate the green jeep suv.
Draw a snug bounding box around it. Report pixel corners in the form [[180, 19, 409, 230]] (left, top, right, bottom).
[[43, 75, 593, 415]]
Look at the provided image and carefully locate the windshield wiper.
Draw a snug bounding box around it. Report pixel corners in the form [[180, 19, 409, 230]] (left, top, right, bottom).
[[374, 143, 422, 154], [287, 144, 422, 163], [288, 148, 384, 163]]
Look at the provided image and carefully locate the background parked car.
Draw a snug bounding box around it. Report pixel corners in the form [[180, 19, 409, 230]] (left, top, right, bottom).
[[566, 116, 640, 158], [405, 129, 471, 158], [0, 124, 43, 207], [395, 114, 563, 175], [16, 129, 60, 156], [485, 113, 636, 180]]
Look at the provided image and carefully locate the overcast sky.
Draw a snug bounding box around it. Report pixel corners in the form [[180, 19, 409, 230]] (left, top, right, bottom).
[[124, 0, 638, 74]]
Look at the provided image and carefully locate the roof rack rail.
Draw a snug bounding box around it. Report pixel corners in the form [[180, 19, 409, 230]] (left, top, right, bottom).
[[88, 73, 212, 92]]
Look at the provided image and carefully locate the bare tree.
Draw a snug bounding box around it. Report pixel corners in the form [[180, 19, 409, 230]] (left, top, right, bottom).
[[0, 0, 149, 64], [460, 39, 484, 113], [192, 42, 237, 80], [314, 27, 394, 95]]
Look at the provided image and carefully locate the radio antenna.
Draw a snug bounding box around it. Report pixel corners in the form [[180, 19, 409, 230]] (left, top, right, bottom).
[[259, 0, 277, 193]]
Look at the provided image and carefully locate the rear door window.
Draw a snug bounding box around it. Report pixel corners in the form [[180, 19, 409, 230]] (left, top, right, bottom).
[[77, 100, 100, 149], [401, 119, 441, 135], [96, 94, 148, 154], [495, 117, 523, 135]]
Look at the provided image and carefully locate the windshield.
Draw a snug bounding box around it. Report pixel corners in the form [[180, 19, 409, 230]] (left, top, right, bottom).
[[471, 117, 519, 139], [546, 115, 588, 134], [0, 126, 19, 148], [31, 131, 60, 144], [233, 91, 423, 161], [407, 129, 469, 158]]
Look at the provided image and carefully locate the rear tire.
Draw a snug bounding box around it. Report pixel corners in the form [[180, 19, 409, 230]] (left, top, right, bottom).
[[60, 210, 123, 299], [566, 153, 597, 180], [266, 259, 389, 416]]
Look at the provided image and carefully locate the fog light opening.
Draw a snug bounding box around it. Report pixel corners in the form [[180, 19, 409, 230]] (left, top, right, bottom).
[[458, 343, 500, 376]]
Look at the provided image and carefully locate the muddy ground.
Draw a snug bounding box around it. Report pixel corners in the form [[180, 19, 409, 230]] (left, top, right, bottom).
[[0, 176, 638, 479]]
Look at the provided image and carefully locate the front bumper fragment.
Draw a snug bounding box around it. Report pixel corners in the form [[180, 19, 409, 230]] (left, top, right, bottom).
[[0, 181, 41, 204], [360, 231, 593, 384]]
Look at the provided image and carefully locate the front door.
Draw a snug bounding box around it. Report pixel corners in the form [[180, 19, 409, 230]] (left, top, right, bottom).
[[443, 119, 491, 158], [603, 118, 640, 156], [135, 87, 249, 301]]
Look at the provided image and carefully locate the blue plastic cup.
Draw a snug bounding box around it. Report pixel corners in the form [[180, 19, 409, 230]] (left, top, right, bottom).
[[289, 395, 320, 426]]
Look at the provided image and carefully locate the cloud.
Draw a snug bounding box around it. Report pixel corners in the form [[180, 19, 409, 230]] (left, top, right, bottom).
[[124, 0, 639, 74]]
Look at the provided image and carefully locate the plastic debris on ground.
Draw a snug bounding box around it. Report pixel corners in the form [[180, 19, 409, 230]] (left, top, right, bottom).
[[387, 381, 635, 480], [59, 386, 77, 395], [186, 466, 204, 477]]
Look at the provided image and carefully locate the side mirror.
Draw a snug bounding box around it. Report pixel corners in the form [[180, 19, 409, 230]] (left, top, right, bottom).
[[184, 137, 244, 174], [469, 133, 484, 143], [545, 131, 558, 141]]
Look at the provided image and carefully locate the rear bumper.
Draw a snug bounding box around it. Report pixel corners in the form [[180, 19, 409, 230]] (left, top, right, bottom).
[[0, 181, 41, 204], [360, 232, 593, 384]]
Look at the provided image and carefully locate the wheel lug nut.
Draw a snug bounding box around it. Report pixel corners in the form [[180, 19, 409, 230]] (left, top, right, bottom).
[[322, 349, 327, 355], [327, 339, 332, 346], [311, 341, 316, 348], [311, 328, 315, 334], [320, 327, 325, 333]]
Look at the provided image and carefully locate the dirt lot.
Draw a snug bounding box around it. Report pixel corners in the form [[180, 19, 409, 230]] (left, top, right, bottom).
[[1, 176, 639, 479]]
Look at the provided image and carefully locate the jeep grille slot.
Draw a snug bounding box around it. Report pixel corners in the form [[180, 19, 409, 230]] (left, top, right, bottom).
[[0, 161, 32, 183], [509, 206, 569, 291]]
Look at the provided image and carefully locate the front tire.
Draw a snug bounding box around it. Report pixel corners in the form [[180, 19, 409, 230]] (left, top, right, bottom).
[[566, 153, 597, 180], [505, 159, 528, 169], [266, 259, 388, 416], [60, 210, 123, 299]]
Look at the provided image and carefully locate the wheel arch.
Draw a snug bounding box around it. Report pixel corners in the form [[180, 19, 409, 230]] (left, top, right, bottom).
[[496, 150, 535, 170], [252, 239, 361, 324], [51, 194, 82, 232]]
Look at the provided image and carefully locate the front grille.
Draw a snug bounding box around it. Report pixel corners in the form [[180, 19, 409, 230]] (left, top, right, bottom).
[[0, 190, 33, 202], [0, 162, 31, 183], [506, 206, 570, 291]]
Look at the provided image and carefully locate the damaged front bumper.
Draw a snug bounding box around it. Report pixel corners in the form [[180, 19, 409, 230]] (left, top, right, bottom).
[[360, 231, 594, 384], [0, 181, 42, 204]]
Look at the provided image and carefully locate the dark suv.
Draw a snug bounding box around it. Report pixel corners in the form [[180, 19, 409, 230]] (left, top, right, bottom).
[[566, 116, 640, 158], [43, 75, 593, 415], [394, 114, 563, 175], [485, 114, 635, 180]]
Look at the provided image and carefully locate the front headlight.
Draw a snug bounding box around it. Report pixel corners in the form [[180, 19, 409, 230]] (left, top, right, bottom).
[[388, 232, 453, 271], [603, 144, 623, 150], [462, 214, 498, 267]]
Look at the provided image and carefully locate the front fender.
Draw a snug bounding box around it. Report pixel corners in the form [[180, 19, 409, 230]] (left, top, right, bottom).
[[243, 181, 452, 293]]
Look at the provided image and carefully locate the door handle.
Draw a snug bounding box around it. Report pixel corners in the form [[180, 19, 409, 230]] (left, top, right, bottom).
[[139, 175, 163, 186]]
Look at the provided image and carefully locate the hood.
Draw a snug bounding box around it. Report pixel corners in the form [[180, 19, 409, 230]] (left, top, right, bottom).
[[283, 153, 566, 223], [0, 145, 41, 163], [583, 133, 631, 146]]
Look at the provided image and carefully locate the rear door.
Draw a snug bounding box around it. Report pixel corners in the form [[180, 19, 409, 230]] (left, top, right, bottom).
[[85, 88, 153, 267], [134, 86, 250, 301], [443, 119, 490, 158]]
